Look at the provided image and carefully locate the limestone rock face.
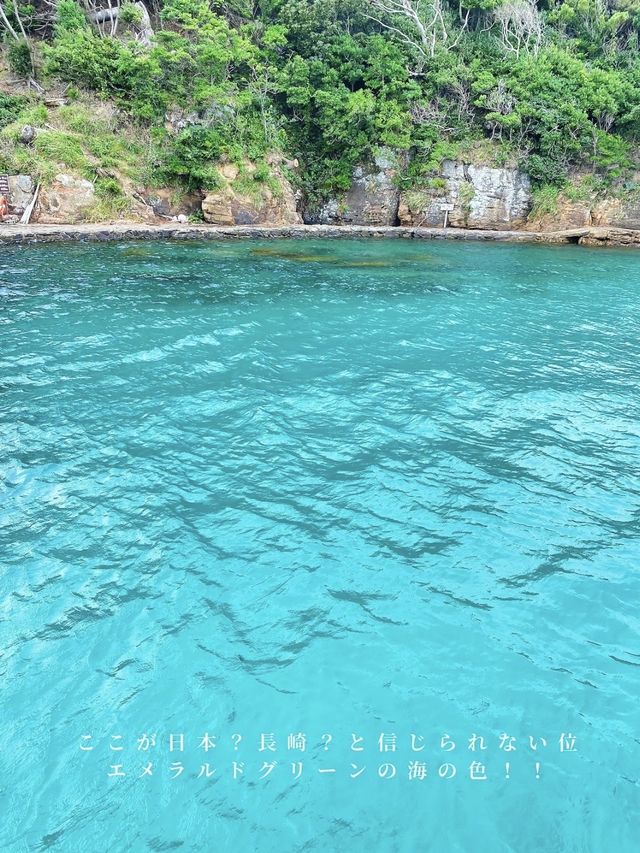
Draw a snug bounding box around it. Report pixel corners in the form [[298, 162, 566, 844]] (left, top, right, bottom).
[[140, 188, 202, 219], [399, 161, 532, 229], [592, 197, 640, 230], [7, 175, 34, 211], [35, 174, 95, 223], [578, 228, 640, 247], [201, 196, 235, 225], [528, 200, 592, 232], [528, 192, 640, 233], [201, 156, 302, 226], [304, 149, 407, 225]]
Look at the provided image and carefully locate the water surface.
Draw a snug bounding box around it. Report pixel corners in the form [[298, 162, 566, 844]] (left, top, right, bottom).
[[1, 239, 639, 851]]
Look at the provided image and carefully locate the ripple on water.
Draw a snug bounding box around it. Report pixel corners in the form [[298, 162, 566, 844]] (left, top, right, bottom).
[[0, 239, 639, 851]]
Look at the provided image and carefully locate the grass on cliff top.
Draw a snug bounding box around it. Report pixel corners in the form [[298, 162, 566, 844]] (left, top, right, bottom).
[[529, 173, 640, 220], [0, 82, 279, 218], [0, 96, 148, 184], [0, 84, 162, 219]]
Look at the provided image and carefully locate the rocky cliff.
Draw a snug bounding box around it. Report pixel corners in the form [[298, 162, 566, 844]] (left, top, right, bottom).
[[398, 161, 532, 230], [528, 188, 640, 232], [303, 150, 407, 226], [3, 143, 640, 234], [201, 156, 302, 226], [300, 151, 640, 235], [302, 153, 532, 230]]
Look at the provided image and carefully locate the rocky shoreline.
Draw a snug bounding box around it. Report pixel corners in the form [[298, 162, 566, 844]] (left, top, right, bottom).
[[0, 222, 639, 247]]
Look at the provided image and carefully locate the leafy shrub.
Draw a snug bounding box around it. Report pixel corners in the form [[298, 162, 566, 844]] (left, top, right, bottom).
[[94, 176, 124, 197], [0, 94, 28, 130], [31, 0, 640, 201], [8, 41, 32, 78], [530, 184, 562, 218]]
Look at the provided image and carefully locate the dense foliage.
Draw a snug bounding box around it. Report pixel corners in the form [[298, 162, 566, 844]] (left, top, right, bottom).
[[1, 0, 640, 197]]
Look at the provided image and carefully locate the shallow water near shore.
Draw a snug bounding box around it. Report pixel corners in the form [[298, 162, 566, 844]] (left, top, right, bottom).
[[1, 239, 639, 851]]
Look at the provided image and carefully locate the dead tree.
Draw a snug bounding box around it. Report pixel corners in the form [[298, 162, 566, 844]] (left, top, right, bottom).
[[83, 0, 154, 45], [493, 0, 544, 57], [364, 0, 468, 62]]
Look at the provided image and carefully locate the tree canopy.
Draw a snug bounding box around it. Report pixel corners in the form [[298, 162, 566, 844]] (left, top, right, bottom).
[[1, 0, 639, 198]]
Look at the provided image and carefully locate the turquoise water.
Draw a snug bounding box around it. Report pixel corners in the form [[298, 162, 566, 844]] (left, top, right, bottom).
[[1, 238, 639, 852]]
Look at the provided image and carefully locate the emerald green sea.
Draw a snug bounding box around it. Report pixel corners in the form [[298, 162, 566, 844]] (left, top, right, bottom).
[[1, 239, 638, 851]]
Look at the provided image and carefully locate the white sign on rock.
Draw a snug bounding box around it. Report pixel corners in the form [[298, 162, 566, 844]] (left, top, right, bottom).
[[440, 202, 454, 228]]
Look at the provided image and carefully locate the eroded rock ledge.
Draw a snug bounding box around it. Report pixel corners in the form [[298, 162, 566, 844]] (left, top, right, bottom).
[[0, 222, 638, 247]]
